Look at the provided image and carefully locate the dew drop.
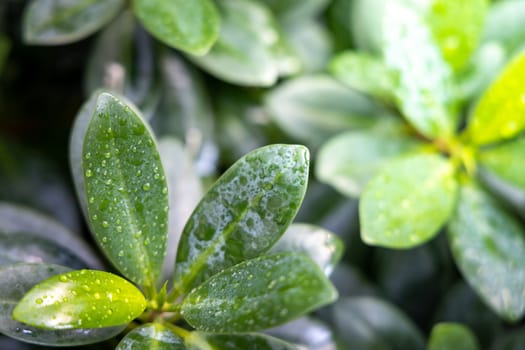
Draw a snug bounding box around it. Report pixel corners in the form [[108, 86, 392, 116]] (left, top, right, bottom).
[[59, 275, 68, 282], [118, 250, 124, 257], [94, 293, 101, 300], [161, 187, 168, 194], [142, 183, 151, 191], [104, 152, 111, 159], [85, 169, 93, 178], [102, 221, 109, 228], [84, 152, 91, 160], [116, 226, 123, 233], [35, 298, 43, 305]]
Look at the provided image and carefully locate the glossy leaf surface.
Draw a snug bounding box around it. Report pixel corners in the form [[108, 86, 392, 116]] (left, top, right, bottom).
[[265, 75, 380, 147], [189, 0, 280, 86], [360, 153, 458, 248], [133, 0, 219, 55], [479, 137, 525, 191], [447, 182, 525, 321], [333, 297, 425, 350], [173, 145, 309, 295], [22, 0, 123, 45], [428, 323, 479, 350], [182, 252, 337, 332], [82, 92, 168, 287], [0, 264, 125, 346], [13, 270, 146, 329], [316, 120, 421, 197], [116, 323, 185, 350], [187, 332, 297, 350], [466, 52, 525, 145], [270, 223, 343, 276]]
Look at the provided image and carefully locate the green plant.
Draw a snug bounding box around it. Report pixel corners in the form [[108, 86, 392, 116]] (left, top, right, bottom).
[[0, 90, 340, 348]]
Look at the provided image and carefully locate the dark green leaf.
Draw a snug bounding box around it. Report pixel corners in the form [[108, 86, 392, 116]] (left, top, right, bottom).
[[266, 317, 337, 349], [259, 0, 329, 23], [173, 144, 308, 295], [182, 252, 337, 332], [82, 92, 168, 287], [133, 0, 219, 55], [333, 297, 425, 350], [330, 51, 396, 101], [13, 269, 146, 329], [270, 223, 343, 276], [0, 33, 10, 74], [265, 75, 381, 148], [360, 153, 458, 248], [465, 52, 525, 145], [0, 264, 125, 346], [186, 332, 297, 350], [447, 181, 525, 321], [492, 328, 525, 350], [428, 323, 479, 350], [189, 0, 280, 86], [479, 137, 525, 191], [316, 119, 421, 197], [22, 0, 123, 45], [116, 323, 185, 350]]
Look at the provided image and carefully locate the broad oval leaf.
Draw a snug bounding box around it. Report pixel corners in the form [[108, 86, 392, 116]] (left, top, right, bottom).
[[22, 0, 123, 45], [428, 323, 479, 350], [316, 119, 421, 197], [186, 332, 297, 350], [265, 75, 381, 148], [479, 137, 525, 191], [270, 223, 343, 276], [13, 269, 146, 329], [0, 202, 101, 269], [0, 264, 125, 346], [133, 0, 219, 55], [182, 252, 337, 333], [447, 181, 525, 321], [173, 144, 309, 295], [333, 297, 425, 350], [116, 323, 185, 350], [360, 153, 458, 248], [189, 0, 280, 86], [0, 232, 86, 269], [466, 52, 525, 145], [82, 92, 168, 287]]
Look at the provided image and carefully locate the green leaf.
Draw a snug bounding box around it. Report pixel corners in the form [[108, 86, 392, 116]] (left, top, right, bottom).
[[428, 323, 479, 350], [259, 0, 329, 23], [13, 269, 146, 329], [116, 323, 185, 350], [82, 92, 168, 287], [0, 202, 101, 269], [382, 1, 457, 139], [0, 33, 10, 74], [426, 0, 488, 72], [182, 252, 337, 332], [0, 232, 86, 269], [265, 75, 381, 148], [186, 332, 297, 350], [270, 223, 343, 276], [360, 153, 458, 248], [22, 0, 124, 45], [133, 0, 219, 55], [173, 144, 308, 294], [479, 137, 525, 191], [492, 328, 525, 350], [266, 317, 337, 349], [316, 120, 421, 197], [0, 264, 125, 346], [447, 181, 525, 321], [330, 51, 396, 101], [482, 0, 525, 53], [466, 52, 525, 145], [189, 0, 280, 86], [333, 297, 425, 350]]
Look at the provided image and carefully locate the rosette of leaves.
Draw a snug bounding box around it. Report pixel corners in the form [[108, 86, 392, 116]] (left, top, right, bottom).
[[0, 91, 339, 348], [313, 0, 525, 322]]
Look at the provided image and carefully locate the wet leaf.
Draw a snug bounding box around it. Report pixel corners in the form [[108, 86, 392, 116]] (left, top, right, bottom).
[[447, 181, 525, 321], [0, 264, 125, 346], [116, 323, 185, 350], [428, 323, 479, 350], [22, 0, 123, 45], [82, 92, 168, 288], [466, 52, 525, 145], [13, 270, 146, 329], [186, 332, 297, 350], [360, 153, 458, 248], [173, 144, 309, 295], [479, 137, 525, 191], [182, 252, 337, 332], [133, 0, 219, 55], [270, 223, 343, 276]]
